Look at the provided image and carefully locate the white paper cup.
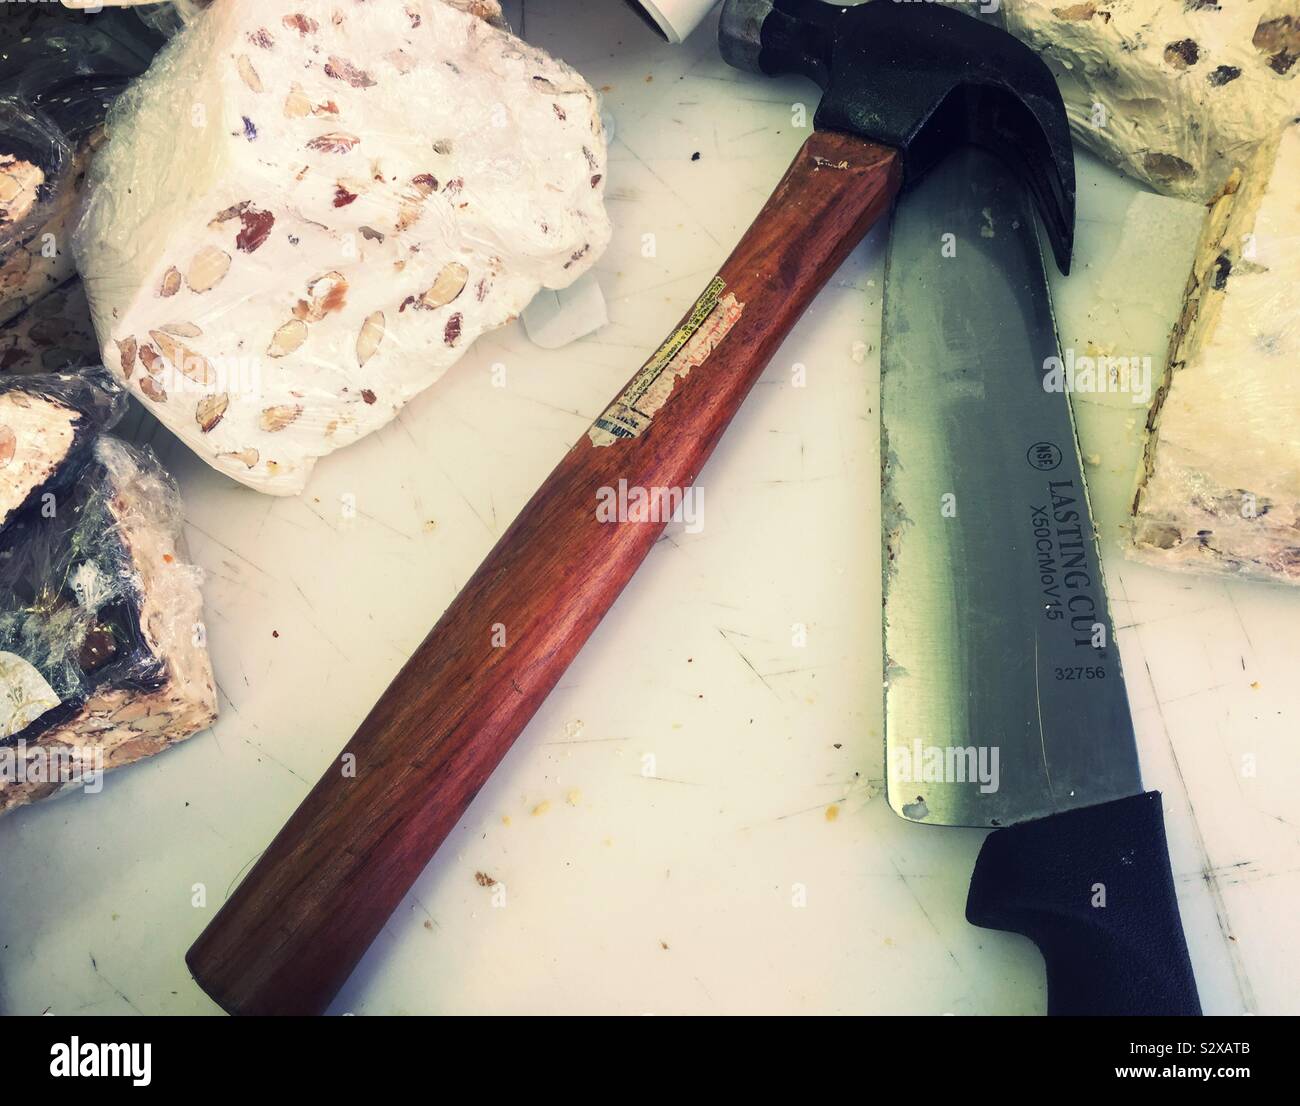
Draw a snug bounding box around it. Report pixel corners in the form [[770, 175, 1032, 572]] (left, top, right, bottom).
[[626, 0, 720, 45]]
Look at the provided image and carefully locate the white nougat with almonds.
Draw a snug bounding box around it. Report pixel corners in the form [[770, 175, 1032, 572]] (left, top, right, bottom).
[[1132, 122, 1300, 579], [76, 0, 610, 495], [994, 0, 1300, 582], [1003, 0, 1299, 201]]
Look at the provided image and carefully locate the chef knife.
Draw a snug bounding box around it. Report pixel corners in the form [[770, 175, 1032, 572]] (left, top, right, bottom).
[[880, 144, 1202, 1016]]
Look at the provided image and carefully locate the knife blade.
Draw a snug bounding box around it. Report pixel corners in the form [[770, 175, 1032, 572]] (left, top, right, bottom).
[[880, 144, 1201, 1016], [881, 143, 1138, 829]]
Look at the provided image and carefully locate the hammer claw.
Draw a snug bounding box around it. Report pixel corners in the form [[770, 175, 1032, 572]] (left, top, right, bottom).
[[720, 0, 1076, 272]]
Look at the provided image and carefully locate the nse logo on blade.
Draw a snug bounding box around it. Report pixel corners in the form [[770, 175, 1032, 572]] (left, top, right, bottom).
[[49, 1038, 151, 1087]]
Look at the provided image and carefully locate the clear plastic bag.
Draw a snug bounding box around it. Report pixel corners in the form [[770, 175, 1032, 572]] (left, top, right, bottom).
[[135, 1, 215, 40], [0, 364, 125, 530], [0, 98, 73, 260], [1, 20, 157, 140], [0, 369, 216, 812], [0, 277, 102, 375], [0, 11, 162, 327], [0, 367, 136, 742]]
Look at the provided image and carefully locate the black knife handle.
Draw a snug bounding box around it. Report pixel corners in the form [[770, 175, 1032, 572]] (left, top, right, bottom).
[[966, 790, 1201, 1016]]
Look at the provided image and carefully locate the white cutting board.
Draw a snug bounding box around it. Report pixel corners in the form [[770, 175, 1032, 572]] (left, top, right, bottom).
[[0, 1, 1295, 1016]]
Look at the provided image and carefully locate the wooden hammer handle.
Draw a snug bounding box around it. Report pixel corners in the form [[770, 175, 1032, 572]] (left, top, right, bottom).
[[186, 130, 902, 1015]]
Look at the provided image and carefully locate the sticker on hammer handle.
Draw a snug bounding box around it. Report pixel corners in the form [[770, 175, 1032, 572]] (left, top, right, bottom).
[[588, 276, 743, 447]]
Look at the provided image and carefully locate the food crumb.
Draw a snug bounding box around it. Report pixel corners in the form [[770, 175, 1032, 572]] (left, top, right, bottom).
[[532, 800, 551, 817], [565, 789, 581, 806], [272, 629, 280, 638], [1251, 681, 1261, 690], [501, 815, 511, 826], [659, 940, 669, 950], [423, 920, 433, 931], [825, 804, 840, 823], [474, 871, 497, 887]]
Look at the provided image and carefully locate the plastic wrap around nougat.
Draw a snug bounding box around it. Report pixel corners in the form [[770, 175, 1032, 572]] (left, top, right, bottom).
[[76, 0, 611, 496], [0, 370, 217, 815]]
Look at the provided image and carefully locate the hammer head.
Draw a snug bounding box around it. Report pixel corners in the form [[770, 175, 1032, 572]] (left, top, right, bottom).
[[720, 0, 1076, 273]]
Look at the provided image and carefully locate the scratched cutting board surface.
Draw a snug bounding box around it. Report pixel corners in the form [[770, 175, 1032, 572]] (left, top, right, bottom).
[[0, 2, 1296, 1015]]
